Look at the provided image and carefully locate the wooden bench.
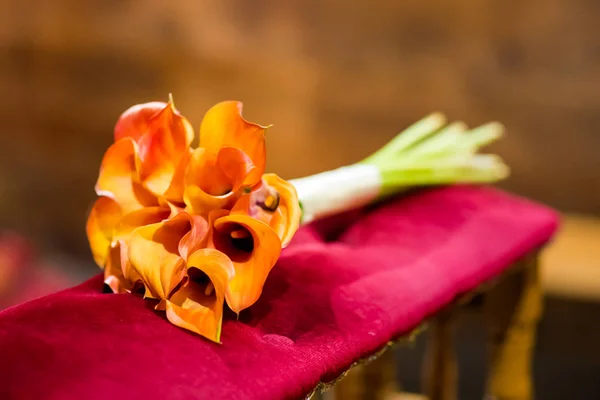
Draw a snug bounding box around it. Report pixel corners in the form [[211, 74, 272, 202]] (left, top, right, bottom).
[[0, 186, 558, 400], [318, 252, 542, 400]]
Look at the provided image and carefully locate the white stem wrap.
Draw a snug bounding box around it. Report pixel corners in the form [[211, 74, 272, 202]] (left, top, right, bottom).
[[289, 164, 382, 224]]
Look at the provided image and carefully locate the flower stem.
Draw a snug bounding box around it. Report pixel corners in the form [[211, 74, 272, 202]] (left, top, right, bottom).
[[293, 113, 509, 224], [360, 114, 508, 197]]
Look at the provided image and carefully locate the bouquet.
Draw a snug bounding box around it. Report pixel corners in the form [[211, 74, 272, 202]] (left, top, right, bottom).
[[86, 96, 507, 342]]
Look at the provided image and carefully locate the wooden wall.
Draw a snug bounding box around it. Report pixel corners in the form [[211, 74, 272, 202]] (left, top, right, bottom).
[[0, 0, 599, 257]]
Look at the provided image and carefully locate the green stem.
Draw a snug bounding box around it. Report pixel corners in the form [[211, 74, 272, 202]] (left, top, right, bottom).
[[360, 113, 509, 198], [361, 112, 447, 165]]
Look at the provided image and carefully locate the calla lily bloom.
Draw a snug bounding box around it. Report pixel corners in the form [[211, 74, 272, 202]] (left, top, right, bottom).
[[199, 101, 267, 187], [127, 212, 208, 300], [126, 207, 282, 319], [162, 249, 234, 343], [206, 209, 282, 314], [86, 97, 302, 342], [88, 99, 195, 292], [86, 197, 170, 293], [127, 212, 233, 342], [182, 101, 268, 216], [182, 147, 255, 216], [114, 97, 195, 200], [231, 174, 301, 248]]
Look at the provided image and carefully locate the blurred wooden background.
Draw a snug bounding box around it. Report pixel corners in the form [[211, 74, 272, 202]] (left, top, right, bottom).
[[0, 0, 599, 259]]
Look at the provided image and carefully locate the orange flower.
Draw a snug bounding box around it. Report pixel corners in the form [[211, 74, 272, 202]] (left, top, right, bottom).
[[86, 97, 301, 342], [231, 174, 301, 247], [87, 98, 193, 293], [205, 209, 282, 314], [182, 101, 268, 215]]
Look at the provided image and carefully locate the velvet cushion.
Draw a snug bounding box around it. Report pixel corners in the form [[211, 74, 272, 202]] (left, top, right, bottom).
[[0, 186, 559, 400]]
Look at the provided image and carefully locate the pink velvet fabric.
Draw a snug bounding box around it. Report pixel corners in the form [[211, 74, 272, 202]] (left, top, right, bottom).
[[0, 186, 558, 400]]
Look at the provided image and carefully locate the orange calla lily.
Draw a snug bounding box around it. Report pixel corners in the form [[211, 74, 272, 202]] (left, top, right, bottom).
[[206, 210, 281, 314], [182, 147, 257, 216], [87, 97, 302, 342], [95, 99, 193, 217], [181, 101, 268, 216], [89, 98, 196, 291], [95, 138, 158, 213], [199, 101, 268, 187], [137, 104, 195, 197], [86, 196, 122, 267], [163, 148, 192, 203], [103, 242, 128, 294], [86, 197, 170, 293], [114, 101, 167, 142], [127, 212, 236, 341], [162, 249, 234, 343], [232, 173, 301, 247], [113, 98, 195, 200], [128, 212, 208, 300]]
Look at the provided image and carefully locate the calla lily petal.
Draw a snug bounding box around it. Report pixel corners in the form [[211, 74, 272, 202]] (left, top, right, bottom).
[[128, 217, 187, 300], [128, 212, 209, 299], [182, 147, 256, 215], [114, 101, 167, 142], [103, 206, 170, 294], [104, 241, 134, 294], [183, 185, 238, 217], [163, 148, 193, 203], [117, 239, 146, 294], [182, 148, 240, 215], [95, 138, 158, 213], [113, 207, 171, 242], [216, 147, 258, 191], [209, 212, 281, 313], [86, 196, 122, 267], [138, 99, 195, 196], [262, 174, 301, 247], [199, 101, 267, 186], [157, 197, 185, 218], [164, 248, 234, 343], [178, 214, 210, 261], [184, 148, 232, 196]]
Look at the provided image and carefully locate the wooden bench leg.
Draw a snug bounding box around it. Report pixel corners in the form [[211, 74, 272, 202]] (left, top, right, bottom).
[[332, 364, 365, 400], [484, 253, 542, 400], [422, 308, 458, 400], [332, 346, 398, 400], [364, 348, 399, 399]]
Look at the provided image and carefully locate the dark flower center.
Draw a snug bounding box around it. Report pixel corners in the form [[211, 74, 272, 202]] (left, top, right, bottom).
[[231, 234, 254, 253], [213, 224, 254, 263], [187, 268, 215, 297]]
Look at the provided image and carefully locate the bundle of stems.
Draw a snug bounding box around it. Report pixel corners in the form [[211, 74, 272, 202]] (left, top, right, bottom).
[[290, 113, 508, 224]]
